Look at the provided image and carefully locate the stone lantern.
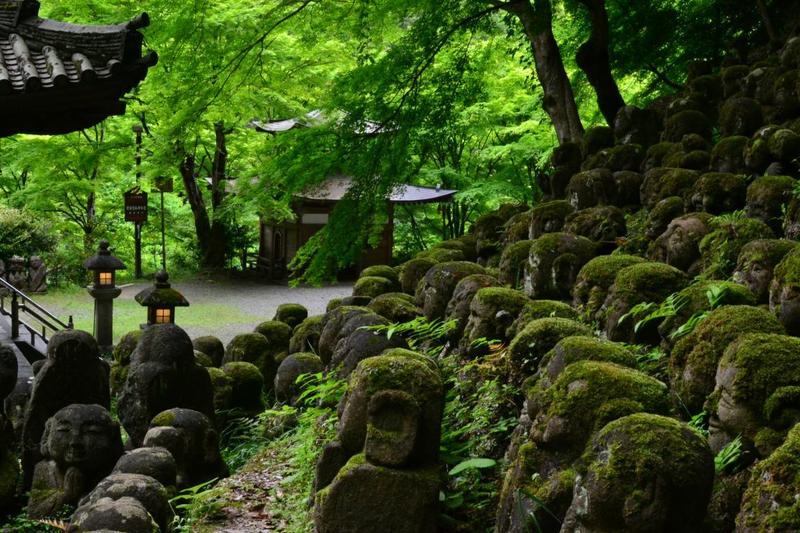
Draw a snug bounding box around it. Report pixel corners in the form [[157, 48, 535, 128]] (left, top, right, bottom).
[[134, 270, 189, 327], [83, 240, 126, 353]]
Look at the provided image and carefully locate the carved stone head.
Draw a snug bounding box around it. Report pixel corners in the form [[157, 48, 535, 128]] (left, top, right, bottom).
[[41, 404, 122, 472]]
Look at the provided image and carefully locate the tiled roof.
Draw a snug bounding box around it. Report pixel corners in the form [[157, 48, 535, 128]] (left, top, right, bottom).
[[297, 176, 457, 205], [0, 0, 157, 136]]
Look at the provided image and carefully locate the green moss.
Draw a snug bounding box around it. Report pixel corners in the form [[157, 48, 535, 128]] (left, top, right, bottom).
[[699, 217, 774, 279], [772, 245, 800, 285], [360, 265, 399, 285], [254, 320, 292, 346], [642, 168, 700, 208], [658, 280, 756, 338], [580, 413, 712, 499], [499, 240, 533, 288], [508, 318, 592, 381], [353, 276, 397, 299], [349, 354, 442, 399], [150, 410, 177, 427], [530, 361, 669, 452], [274, 303, 308, 329], [473, 287, 530, 310], [416, 247, 465, 263], [611, 262, 689, 303], [503, 211, 532, 244], [399, 257, 437, 294], [736, 239, 796, 270], [194, 350, 214, 367], [379, 348, 437, 372], [737, 423, 800, 530], [721, 333, 800, 414], [510, 300, 579, 338], [574, 255, 646, 315], [539, 336, 637, 379], [367, 293, 421, 323], [113, 329, 142, 365], [289, 314, 324, 353], [670, 305, 783, 414], [663, 110, 712, 142]]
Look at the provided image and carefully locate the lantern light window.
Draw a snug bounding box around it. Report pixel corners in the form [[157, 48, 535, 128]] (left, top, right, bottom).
[[155, 308, 171, 324], [99, 272, 113, 285]]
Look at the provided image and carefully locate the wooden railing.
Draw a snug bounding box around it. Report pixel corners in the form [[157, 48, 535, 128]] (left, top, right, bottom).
[[0, 277, 73, 349]]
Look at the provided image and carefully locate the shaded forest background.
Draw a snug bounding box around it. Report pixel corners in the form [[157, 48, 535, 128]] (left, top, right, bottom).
[[0, 0, 792, 283]]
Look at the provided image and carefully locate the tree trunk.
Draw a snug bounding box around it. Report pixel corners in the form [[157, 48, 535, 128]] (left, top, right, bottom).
[[755, 0, 778, 43], [204, 122, 230, 268], [506, 0, 584, 144], [575, 0, 625, 126], [179, 154, 213, 261]]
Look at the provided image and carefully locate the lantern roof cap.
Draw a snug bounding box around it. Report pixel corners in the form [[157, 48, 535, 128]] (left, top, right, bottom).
[[83, 239, 126, 271], [135, 270, 189, 307]]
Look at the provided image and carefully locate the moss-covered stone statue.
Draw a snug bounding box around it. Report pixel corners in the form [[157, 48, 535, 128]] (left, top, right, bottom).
[[648, 213, 712, 274], [496, 362, 670, 532], [71, 472, 173, 532], [745, 175, 796, 235], [528, 200, 574, 239], [735, 422, 800, 531], [459, 287, 530, 358], [118, 324, 215, 448], [314, 351, 443, 533], [525, 232, 596, 300], [563, 206, 626, 253], [144, 407, 228, 489], [601, 262, 689, 343], [707, 333, 800, 457], [733, 239, 797, 304], [22, 329, 110, 488], [572, 254, 646, 322], [699, 215, 774, 280], [443, 274, 499, 341], [769, 244, 800, 335], [669, 305, 784, 416], [560, 413, 714, 532], [415, 261, 486, 320], [28, 404, 123, 518]]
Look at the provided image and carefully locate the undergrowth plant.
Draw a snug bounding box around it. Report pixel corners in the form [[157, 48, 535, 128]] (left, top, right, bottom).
[[715, 435, 744, 474], [620, 283, 735, 342]]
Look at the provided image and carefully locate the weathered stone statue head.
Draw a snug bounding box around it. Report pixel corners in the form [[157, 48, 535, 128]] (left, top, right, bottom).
[[524, 233, 596, 300], [528, 200, 574, 239], [572, 255, 646, 321], [144, 407, 228, 489], [28, 404, 122, 518], [769, 246, 800, 335], [707, 333, 800, 457], [41, 404, 121, 470], [561, 413, 713, 533], [648, 213, 711, 274], [601, 262, 689, 343], [745, 175, 796, 235], [736, 422, 800, 531], [459, 287, 529, 358], [733, 239, 796, 304]]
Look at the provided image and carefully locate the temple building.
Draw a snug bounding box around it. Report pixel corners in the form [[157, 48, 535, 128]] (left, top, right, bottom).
[[258, 176, 457, 278], [0, 0, 157, 137]]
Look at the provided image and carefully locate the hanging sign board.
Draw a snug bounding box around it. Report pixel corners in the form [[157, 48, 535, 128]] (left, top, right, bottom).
[[124, 188, 148, 222]]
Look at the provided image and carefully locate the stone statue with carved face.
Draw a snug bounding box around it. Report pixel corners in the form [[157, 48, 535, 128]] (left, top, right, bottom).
[[28, 404, 122, 518]]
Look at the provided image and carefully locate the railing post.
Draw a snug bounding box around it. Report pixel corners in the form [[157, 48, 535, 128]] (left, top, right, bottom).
[[68, 315, 74, 329], [10, 292, 19, 339]]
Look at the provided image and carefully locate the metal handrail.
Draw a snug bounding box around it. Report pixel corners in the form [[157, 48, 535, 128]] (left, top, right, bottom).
[[0, 277, 73, 348]]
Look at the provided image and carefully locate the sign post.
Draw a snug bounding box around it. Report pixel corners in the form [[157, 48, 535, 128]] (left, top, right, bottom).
[[132, 124, 144, 278], [124, 187, 148, 278], [154, 176, 173, 271]]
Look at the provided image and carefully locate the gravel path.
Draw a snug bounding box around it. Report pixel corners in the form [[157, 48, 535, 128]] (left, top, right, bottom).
[[117, 279, 353, 345]]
